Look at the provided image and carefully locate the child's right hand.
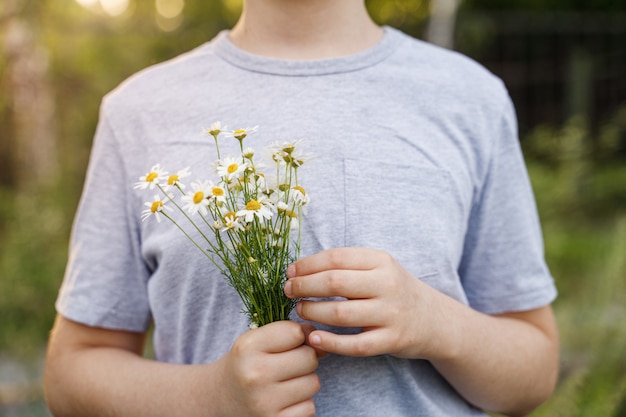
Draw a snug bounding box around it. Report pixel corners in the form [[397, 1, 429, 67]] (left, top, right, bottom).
[[209, 320, 320, 417]]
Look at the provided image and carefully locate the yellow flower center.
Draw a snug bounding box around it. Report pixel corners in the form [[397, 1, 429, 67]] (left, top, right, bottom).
[[212, 187, 225, 197], [150, 201, 163, 213], [245, 200, 262, 211], [227, 163, 239, 174], [193, 192, 205, 204], [146, 172, 158, 182], [285, 210, 297, 218], [234, 129, 246, 136], [293, 185, 306, 195], [223, 211, 236, 220], [167, 174, 179, 185]]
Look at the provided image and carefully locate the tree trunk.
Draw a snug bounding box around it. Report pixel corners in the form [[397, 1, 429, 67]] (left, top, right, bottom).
[[425, 0, 461, 50], [2, 3, 58, 191]]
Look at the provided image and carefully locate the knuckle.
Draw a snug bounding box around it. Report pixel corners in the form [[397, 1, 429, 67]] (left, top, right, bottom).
[[352, 337, 373, 357], [239, 364, 264, 389], [332, 302, 351, 325], [326, 248, 343, 268], [325, 271, 344, 294], [232, 334, 254, 356]]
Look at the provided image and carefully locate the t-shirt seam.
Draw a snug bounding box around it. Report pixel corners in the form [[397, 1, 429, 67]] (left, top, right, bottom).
[[209, 26, 406, 77], [468, 279, 556, 303], [57, 295, 151, 331]]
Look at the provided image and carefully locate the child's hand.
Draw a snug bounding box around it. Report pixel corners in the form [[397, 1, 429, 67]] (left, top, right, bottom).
[[212, 320, 320, 417], [284, 247, 451, 360]]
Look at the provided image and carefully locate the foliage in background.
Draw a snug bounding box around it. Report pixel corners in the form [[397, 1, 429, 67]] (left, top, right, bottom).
[[518, 112, 626, 416], [462, 0, 626, 12], [1, 1, 625, 414]]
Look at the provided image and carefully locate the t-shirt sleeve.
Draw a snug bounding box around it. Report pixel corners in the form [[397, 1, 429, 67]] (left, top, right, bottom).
[[458, 94, 557, 315], [55, 101, 152, 331]]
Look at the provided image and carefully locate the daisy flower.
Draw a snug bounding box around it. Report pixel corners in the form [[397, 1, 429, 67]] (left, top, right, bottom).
[[181, 180, 213, 215], [224, 126, 258, 141], [236, 197, 274, 223], [216, 157, 248, 181], [276, 201, 289, 212], [134, 164, 167, 190], [204, 121, 226, 138], [163, 167, 191, 191], [141, 195, 172, 223], [290, 185, 310, 206], [222, 211, 244, 232], [276, 203, 299, 230], [208, 182, 227, 204], [242, 147, 255, 160], [269, 139, 303, 155]]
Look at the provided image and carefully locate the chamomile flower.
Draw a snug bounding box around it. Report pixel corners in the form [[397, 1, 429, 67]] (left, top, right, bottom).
[[236, 197, 274, 223], [216, 157, 248, 181], [208, 183, 227, 203], [276, 201, 289, 212], [224, 126, 258, 141], [277, 204, 299, 229], [223, 211, 244, 232], [135, 164, 167, 190], [242, 147, 255, 160], [290, 185, 310, 206], [204, 121, 226, 138], [141, 195, 172, 223], [269, 139, 304, 155], [181, 180, 212, 215], [163, 167, 191, 191], [134, 122, 311, 328]]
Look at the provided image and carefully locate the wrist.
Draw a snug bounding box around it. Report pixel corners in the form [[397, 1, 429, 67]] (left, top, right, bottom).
[[406, 283, 468, 362]]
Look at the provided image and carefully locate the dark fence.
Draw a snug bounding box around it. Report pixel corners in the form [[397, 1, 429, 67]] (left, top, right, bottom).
[[456, 12, 626, 135]]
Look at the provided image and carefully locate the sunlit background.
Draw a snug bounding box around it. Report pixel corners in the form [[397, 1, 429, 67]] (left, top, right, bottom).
[[1, 0, 625, 415]]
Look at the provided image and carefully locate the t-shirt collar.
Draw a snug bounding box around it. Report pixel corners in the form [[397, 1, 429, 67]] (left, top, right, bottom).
[[211, 26, 403, 76]]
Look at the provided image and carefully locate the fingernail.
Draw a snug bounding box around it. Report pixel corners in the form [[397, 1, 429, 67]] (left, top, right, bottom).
[[284, 280, 293, 297], [286, 264, 295, 278], [310, 334, 321, 346]]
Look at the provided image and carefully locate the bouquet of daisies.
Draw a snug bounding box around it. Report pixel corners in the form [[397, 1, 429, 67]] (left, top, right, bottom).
[[134, 123, 310, 328]]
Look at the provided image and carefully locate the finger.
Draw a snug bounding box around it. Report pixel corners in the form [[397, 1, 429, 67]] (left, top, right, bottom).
[[267, 345, 319, 382], [276, 374, 319, 416], [300, 322, 328, 358], [307, 329, 387, 357], [243, 320, 305, 353], [285, 269, 379, 299], [297, 299, 383, 328], [278, 399, 316, 417], [287, 247, 385, 278], [283, 373, 321, 403]]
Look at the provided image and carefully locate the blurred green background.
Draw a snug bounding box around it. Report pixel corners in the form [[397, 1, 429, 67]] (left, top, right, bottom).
[[1, 0, 625, 415]]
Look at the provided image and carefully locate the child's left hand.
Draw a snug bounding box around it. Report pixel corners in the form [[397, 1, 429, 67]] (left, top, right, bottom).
[[284, 247, 453, 360]]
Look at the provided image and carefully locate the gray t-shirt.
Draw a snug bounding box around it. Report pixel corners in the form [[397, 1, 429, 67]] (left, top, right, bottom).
[[57, 27, 557, 416]]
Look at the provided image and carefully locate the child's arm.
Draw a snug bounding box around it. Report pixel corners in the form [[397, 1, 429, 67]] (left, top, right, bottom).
[[284, 247, 559, 417], [45, 316, 320, 417]]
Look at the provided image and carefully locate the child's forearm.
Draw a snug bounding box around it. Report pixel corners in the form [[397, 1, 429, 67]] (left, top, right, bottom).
[[45, 315, 320, 417], [428, 301, 559, 417], [285, 247, 559, 417], [45, 336, 216, 416]]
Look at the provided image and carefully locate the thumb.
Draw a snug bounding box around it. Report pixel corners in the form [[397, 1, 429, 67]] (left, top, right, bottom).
[[300, 322, 328, 358]]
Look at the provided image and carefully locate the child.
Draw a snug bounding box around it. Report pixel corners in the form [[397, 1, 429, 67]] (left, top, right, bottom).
[[44, 1, 559, 416]]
